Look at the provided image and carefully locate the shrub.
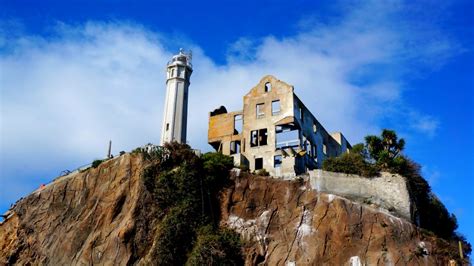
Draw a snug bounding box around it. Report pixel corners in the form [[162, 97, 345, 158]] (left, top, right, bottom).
[[239, 164, 250, 172], [186, 225, 243, 266], [322, 152, 379, 177], [154, 203, 201, 265], [255, 169, 270, 176], [142, 145, 243, 264], [91, 159, 104, 168]]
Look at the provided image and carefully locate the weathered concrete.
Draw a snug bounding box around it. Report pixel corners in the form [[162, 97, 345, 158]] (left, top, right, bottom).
[[308, 170, 412, 220], [208, 75, 351, 178]]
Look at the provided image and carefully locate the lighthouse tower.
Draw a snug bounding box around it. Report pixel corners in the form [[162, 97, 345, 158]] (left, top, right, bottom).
[[160, 49, 193, 145]]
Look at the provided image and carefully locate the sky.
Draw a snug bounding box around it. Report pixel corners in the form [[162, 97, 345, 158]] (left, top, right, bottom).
[[1, 0, 473, 245]]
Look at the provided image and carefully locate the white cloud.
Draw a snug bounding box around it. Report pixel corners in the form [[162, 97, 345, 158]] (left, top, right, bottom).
[[0, 2, 458, 205]]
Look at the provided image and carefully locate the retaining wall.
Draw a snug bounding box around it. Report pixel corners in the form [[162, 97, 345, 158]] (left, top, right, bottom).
[[308, 170, 412, 220]]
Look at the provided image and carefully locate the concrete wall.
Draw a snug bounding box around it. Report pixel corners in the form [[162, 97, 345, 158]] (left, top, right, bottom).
[[308, 170, 412, 220], [241, 75, 296, 176], [207, 75, 352, 178]]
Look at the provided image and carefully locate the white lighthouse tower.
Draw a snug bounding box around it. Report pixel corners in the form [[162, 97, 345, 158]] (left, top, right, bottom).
[[160, 49, 193, 145]]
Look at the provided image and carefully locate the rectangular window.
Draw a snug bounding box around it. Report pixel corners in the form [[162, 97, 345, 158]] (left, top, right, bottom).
[[323, 143, 327, 155], [166, 123, 170, 131], [275, 125, 300, 149], [230, 141, 241, 155], [250, 130, 258, 147], [255, 158, 263, 170], [250, 129, 268, 147], [313, 123, 317, 133], [274, 155, 282, 168], [259, 129, 268, 146], [234, 114, 242, 134], [177, 66, 184, 77], [272, 100, 281, 115], [305, 140, 311, 154], [256, 103, 265, 118]]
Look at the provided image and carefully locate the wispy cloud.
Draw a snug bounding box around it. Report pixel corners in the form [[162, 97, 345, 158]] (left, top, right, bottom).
[[0, 2, 460, 205]]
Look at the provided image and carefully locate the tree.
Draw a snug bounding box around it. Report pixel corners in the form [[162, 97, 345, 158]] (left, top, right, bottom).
[[365, 129, 405, 169]]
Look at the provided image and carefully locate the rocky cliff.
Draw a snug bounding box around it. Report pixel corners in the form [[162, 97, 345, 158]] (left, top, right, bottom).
[[0, 152, 464, 265]]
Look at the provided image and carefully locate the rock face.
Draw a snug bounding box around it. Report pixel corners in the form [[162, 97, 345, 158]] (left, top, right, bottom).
[[0, 154, 160, 265], [221, 174, 458, 265], [0, 153, 460, 265]]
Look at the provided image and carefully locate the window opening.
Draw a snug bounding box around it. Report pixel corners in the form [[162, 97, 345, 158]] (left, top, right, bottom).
[[234, 115, 243, 134], [272, 100, 281, 115], [230, 141, 241, 155], [323, 143, 327, 155], [259, 129, 268, 146], [166, 123, 170, 131], [171, 69, 175, 77], [313, 123, 317, 133], [264, 82, 272, 92], [256, 103, 265, 118], [305, 140, 311, 154], [251, 130, 258, 147], [177, 66, 184, 78], [255, 158, 263, 170], [250, 128, 268, 147], [274, 155, 282, 168], [275, 125, 300, 149]]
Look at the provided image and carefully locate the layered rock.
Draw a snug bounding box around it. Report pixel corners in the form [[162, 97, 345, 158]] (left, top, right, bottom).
[[0, 153, 160, 265], [221, 173, 459, 265]]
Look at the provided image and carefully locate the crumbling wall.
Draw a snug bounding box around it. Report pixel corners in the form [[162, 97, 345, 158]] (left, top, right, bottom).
[[308, 170, 411, 220]]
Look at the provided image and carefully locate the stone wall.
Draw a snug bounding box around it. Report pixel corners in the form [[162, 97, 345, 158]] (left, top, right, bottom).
[[308, 170, 412, 220]]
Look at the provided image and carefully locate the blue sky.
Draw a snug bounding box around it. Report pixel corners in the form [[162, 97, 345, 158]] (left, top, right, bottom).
[[1, 0, 473, 245]]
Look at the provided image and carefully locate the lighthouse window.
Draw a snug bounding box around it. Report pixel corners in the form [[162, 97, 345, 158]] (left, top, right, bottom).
[[171, 69, 175, 77], [178, 66, 184, 77], [166, 123, 169, 131]]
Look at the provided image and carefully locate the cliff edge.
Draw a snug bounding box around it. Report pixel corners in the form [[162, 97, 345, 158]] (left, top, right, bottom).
[[0, 152, 465, 265]]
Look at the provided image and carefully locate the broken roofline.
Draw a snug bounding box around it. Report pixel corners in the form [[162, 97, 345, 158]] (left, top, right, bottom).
[[208, 75, 350, 147]]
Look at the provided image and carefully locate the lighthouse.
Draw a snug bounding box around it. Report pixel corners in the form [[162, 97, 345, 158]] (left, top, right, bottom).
[[160, 49, 193, 145]]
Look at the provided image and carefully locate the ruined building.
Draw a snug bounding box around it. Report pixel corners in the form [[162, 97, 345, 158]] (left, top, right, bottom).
[[160, 49, 193, 145], [208, 75, 351, 178]]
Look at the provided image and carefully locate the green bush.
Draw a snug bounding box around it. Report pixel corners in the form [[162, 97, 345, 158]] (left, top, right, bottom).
[[141, 144, 242, 264], [322, 152, 379, 177], [154, 203, 200, 265], [186, 225, 243, 266], [255, 169, 270, 176], [91, 159, 104, 168]]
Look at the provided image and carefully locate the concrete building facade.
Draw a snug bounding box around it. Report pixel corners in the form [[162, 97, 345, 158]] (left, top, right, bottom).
[[208, 75, 351, 178], [160, 49, 193, 145]]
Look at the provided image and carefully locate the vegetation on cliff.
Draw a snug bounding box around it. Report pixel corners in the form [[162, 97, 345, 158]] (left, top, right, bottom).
[[323, 129, 471, 259], [139, 142, 243, 265]]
